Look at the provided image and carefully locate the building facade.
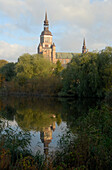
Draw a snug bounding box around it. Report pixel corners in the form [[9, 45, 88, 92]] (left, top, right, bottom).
[[38, 13, 87, 65]]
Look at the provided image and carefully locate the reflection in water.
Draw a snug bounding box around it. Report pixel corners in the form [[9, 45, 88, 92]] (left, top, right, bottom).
[[40, 121, 56, 155], [0, 97, 100, 154], [0, 99, 5, 112]]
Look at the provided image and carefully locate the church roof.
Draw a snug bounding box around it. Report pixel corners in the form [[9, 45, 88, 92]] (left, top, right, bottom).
[[41, 30, 52, 36], [56, 52, 81, 59]]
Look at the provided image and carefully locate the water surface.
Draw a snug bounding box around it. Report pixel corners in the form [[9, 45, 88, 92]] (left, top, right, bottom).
[[0, 97, 100, 155]]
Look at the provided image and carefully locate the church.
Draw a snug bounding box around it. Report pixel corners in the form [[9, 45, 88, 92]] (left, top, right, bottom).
[[38, 13, 87, 65]]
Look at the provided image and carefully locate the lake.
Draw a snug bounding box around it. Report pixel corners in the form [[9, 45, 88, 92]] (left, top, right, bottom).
[[0, 96, 100, 155]]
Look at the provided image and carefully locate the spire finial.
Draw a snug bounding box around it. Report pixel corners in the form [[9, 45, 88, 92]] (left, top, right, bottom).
[[83, 37, 85, 46], [45, 11, 47, 21], [44, 11, 49, 26]]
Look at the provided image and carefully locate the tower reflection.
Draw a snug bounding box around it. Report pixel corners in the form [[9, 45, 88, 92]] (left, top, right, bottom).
[[40, 121, 56, 155]]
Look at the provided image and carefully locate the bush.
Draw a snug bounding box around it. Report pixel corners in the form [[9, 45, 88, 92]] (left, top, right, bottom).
[[53, 105, 112, 169]]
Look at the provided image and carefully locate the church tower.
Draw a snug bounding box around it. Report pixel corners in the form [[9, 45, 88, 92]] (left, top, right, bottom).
[[82, 38, 87, 54], [38, 12, 56, 63]]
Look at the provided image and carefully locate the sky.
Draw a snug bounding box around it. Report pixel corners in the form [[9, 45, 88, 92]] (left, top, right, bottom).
[[0, 0, 112, 62]]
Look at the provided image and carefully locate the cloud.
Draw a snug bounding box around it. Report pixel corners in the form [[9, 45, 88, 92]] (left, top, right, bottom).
[[0, 41, 36, 62], [0, 0, 27, 18], [0, 0, 112, 61]]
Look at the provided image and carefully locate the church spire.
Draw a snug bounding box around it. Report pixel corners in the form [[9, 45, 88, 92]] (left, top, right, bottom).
[[82, 37, 87, 54], [44, 12, 49, 26], [45, 12, 48, 21], [83, 38, 85, 46]]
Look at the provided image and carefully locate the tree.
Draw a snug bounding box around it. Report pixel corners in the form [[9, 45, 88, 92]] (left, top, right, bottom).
[[54, 60, 64, 76], [0, 63, 16, 81], [60, 48, 112, 98], [0, 60, 8, 68], [16, 53, 54, 79], [0, 74, 5, 87]]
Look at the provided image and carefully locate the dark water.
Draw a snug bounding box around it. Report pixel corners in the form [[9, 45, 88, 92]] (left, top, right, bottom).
[[0, 97, 100, 155]]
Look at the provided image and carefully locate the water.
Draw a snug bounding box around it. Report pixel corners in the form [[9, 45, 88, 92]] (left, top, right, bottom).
[[0, 97, 100, 155]]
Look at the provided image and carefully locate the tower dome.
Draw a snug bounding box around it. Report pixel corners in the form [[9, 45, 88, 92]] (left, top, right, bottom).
[[41, 12, 52, 36], [41, 30, 52, 36]]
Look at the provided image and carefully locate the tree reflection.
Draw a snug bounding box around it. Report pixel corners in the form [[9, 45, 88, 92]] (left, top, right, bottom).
[[0, 97, 100, 133], [0, 97, 100, 156]]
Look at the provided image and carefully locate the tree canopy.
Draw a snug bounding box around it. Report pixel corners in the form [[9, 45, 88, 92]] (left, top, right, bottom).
[[0, 48, 112, 98], [0, 63, 16, 81], [0, 60, 8, 68], [60, 48, 112, 98], [54, 60, 64, 76], [16, 53, 54, 79]]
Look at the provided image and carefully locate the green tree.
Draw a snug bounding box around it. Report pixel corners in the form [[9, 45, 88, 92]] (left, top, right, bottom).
[[60, 48, 112, 98], [0, 60, 8, 68], [16, 53, 54, 79], [0, 63, 16, 81], [54, 60, 64, 76], [0, 74, 5, 87]]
